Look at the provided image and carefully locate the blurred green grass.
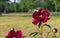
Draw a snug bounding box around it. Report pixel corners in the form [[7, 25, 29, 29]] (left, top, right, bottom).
[[0, 15, 60, 38]]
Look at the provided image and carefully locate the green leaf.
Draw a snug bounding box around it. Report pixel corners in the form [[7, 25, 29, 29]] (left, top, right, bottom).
[[44, 24, 51, 29], [22, 36, 26, 38], [38, 22, 42, 28], [29, 32, 39, 37], [53, 34, 58, 38]]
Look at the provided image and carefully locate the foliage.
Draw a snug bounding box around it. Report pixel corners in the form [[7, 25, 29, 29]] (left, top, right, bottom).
[[0, 0, 60, 13], [29, 32, 39, 37]]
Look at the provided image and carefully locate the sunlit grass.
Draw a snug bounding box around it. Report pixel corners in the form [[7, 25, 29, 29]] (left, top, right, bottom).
[[0, 16, 60, 38]]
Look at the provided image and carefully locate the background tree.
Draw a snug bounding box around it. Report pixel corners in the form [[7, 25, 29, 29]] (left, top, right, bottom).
[[0, 0, 60, 13]]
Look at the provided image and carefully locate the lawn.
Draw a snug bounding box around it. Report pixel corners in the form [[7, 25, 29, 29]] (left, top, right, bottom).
[[0, 16, 60, 38]]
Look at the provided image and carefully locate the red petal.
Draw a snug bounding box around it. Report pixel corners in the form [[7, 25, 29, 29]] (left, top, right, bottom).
[[15, 30, 22, 38], [32, 11, 39, 19], [32, 19, 39, 25]]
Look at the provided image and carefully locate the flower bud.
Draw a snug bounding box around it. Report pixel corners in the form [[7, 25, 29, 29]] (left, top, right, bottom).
[[52, 28, 58, 33], [5, 28, 15, 38]]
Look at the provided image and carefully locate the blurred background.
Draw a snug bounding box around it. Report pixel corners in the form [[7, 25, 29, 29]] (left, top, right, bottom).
[[0, 0, 60, 14], [0, 0, 60, 38]]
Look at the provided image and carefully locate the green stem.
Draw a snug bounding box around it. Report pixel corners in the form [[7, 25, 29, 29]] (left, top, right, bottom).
[[41, 26, 43, 38], [53, 33, 57, 38]]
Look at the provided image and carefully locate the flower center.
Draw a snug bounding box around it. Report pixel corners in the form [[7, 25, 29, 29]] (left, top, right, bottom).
[[39, 15, 43, 18], [13, 37, 16, 38]]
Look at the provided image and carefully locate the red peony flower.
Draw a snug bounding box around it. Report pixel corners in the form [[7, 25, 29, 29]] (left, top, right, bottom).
[[5, 28, 22, 38], [15, 30, 22, 38], [32, 8, 50, 25], [5, 28, 15, 38]]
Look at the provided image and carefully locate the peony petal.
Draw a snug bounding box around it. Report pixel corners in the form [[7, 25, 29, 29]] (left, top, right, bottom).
[[32, 11, 39, 19], [5, 36, 13, 38], [41, 9, 50, 23], [8, 30, 15, 37], [15, 30, 22, 38], [32, 19, 39, 25]]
